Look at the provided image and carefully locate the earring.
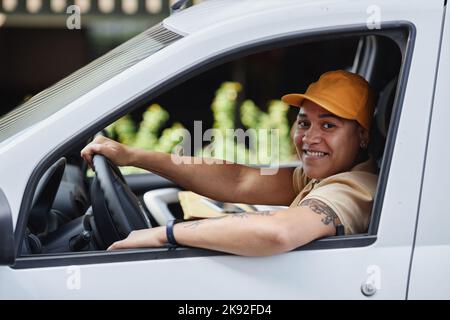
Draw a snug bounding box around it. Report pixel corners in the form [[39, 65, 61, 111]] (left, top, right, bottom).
[[360, 141, 367, 149]]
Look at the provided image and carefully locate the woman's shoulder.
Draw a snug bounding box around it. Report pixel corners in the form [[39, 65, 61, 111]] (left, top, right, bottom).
[[321, 170, 378, 186], [292, 165, 311, 194], [318, 159, 379, 191]]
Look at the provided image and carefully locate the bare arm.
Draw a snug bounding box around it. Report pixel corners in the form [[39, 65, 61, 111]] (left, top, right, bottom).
[[81, 136, 297, 205], [108, 199, 338, 256], [131, 148, 296, 205]]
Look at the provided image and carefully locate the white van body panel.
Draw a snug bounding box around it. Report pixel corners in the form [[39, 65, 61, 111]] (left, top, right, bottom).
[[408, 4, 450, 300]]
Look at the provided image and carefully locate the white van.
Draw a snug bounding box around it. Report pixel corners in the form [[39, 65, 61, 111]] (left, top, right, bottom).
[[0, 0, 449, 299]]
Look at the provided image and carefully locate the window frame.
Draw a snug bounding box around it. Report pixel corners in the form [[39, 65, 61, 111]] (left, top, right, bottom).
[[12, 21, 415, 269]]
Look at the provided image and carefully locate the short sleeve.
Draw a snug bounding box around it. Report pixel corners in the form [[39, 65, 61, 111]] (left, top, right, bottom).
[[301, 172, 378, 235], [292, 166, 309, 195]]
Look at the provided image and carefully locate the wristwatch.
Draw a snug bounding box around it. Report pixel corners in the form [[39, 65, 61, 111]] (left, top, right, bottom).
[[166, 219, 182, 245]]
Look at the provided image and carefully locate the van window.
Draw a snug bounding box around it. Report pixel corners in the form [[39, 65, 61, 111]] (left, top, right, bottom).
[[16, 26, 410, 266]]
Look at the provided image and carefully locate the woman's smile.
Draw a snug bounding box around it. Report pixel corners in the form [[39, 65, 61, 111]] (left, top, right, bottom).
[[302, 149, 330, 161]]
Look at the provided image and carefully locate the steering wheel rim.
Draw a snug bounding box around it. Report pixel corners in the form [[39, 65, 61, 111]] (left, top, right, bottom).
[[90, 154, 151, 249]]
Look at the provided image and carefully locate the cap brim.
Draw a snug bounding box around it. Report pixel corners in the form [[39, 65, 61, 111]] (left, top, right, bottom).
[[282, 93, 354, 121], [281, 94, 307, 107]]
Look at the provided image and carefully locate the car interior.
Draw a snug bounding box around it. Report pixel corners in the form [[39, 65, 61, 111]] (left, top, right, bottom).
[[20, 31, 403, 256]]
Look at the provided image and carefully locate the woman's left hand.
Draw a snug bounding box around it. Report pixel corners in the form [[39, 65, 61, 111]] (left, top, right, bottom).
[[107, 227, 166, 250]]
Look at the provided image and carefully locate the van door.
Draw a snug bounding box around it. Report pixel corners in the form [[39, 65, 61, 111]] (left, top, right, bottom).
[[408, 2, 450, 300], [0, 188, 15, 266]]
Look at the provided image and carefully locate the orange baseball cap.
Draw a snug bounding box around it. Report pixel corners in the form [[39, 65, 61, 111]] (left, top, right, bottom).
[[282, 70, 374, 130]]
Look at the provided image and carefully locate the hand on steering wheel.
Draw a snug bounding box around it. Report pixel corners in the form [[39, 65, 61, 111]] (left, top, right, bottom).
[[89, 150, 151, 249]]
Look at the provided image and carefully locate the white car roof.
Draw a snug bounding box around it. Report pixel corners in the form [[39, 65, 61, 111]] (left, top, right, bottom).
[[163, 0, 323, 35], [163, 0, 444, 35]]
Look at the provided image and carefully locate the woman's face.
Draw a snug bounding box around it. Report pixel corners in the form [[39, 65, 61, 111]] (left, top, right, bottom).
[[293, 100, 368, 179]]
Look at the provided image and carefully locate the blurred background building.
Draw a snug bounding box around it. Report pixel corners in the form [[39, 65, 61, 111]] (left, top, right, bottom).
[[0, 0, 202, 116]]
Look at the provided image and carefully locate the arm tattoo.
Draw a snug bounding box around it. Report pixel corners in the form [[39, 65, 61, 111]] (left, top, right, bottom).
[[181, 211, 275, 229], [182, 216, 226, 229], [231, 211, 274, 219], [300, 198, 339, 227]]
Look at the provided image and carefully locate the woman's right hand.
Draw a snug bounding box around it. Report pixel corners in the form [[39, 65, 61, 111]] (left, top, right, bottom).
[[80, 135, 135, 169]]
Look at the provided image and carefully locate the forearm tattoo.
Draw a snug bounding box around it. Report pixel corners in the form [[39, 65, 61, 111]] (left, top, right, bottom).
[[182, 211, 275, 229], [182, 216, 226, 229], [231, 211, 274, 218], [300, 198, 339, 227]]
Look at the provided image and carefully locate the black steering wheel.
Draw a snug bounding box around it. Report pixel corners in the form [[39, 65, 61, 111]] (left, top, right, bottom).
[[90, 154, 151, 249]]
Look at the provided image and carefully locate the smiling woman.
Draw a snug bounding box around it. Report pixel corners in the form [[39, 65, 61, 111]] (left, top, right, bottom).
[[283, 70, 377, 235]]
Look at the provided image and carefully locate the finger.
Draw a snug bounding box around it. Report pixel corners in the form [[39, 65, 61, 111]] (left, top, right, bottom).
[[93, 135, 107, 143], [80, 146, 90, 161], [80, 149, 91, 168], [107, 240, 124, 251], [81, 147, 94, 168], [81, 144, 101, 168]]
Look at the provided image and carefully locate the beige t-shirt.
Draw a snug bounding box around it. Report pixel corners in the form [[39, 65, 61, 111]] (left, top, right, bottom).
[[290, 158, 378, 235]]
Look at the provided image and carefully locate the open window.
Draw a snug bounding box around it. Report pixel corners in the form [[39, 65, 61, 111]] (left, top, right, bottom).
[[15, 23, 411, 265]]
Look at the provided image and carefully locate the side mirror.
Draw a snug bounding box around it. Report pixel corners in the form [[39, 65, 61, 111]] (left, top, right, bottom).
[[0, 188, 15, 266]]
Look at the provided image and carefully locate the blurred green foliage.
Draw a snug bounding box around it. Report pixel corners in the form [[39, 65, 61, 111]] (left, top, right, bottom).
[[95, 82, 294, 176], [197, 82, 293, 165]]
